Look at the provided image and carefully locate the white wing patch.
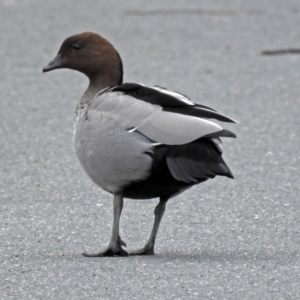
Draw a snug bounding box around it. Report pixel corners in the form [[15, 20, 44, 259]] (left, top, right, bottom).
[[127, 127, 137, 133], [150, 86, 194, 105]]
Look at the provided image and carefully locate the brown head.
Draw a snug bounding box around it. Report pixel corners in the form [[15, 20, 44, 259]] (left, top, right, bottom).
[[43, 32, 123, 89]]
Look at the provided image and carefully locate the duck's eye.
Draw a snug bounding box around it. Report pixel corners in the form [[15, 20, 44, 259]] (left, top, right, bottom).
[[72, 43, 81, 50]]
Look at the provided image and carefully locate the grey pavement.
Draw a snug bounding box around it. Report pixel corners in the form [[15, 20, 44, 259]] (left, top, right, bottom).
[[1, 0, 300, 299]]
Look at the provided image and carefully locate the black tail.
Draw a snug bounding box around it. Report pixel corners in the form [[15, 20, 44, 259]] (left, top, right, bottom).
[[165, 138, 233, 183], [123, 138, 233, 199]]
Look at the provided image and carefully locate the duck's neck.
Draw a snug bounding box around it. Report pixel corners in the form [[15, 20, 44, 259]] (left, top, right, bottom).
[[81, 83, 102, 104], [81, 71, 123, 104]]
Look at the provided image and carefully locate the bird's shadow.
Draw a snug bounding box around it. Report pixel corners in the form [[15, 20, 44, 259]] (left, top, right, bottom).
[[50, 248, 295, 265], [138, 249, 295, 264]]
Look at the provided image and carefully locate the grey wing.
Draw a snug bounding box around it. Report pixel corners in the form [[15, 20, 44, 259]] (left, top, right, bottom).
[[90, 88, 235, 145], [138, 111, 224, 145]]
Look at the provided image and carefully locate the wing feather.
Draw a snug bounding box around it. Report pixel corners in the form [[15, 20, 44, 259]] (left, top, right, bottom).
[[90, 83, 236, 145], [138, 112, 223, 145]]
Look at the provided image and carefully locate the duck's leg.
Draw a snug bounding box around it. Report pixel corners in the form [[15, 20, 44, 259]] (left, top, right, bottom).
[[129, 195, 169, 255], [83, 191, 128, 257]]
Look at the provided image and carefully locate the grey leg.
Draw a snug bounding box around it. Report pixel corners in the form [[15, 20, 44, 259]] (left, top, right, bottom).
[[129, 196, 169, 255], [83, 192, 128, 257]]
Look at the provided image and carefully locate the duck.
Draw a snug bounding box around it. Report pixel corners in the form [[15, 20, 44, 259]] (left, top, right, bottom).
[[43, 32, 237, 257]]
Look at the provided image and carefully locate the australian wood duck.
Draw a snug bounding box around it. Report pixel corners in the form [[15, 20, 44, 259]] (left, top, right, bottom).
[[43, 32, 237, 257]]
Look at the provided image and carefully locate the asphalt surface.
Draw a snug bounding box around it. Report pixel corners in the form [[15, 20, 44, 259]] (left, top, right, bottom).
[[1, 0, 300, 299]]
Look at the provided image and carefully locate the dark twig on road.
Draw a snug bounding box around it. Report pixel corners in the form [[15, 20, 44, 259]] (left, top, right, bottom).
[[261, 48, 300, 55]]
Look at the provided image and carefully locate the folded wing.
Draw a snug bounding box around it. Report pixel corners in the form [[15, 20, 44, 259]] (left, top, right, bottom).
[[91, 83, 237, 145]]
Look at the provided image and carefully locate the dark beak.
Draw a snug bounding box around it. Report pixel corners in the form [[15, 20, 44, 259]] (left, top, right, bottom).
[[43, 53, 63, 73]]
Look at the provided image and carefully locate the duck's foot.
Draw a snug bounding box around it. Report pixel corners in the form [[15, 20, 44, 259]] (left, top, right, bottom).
[[83, 236, 128, 257], [83, 246, 128, 257], [129, 243, 155, 256]]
